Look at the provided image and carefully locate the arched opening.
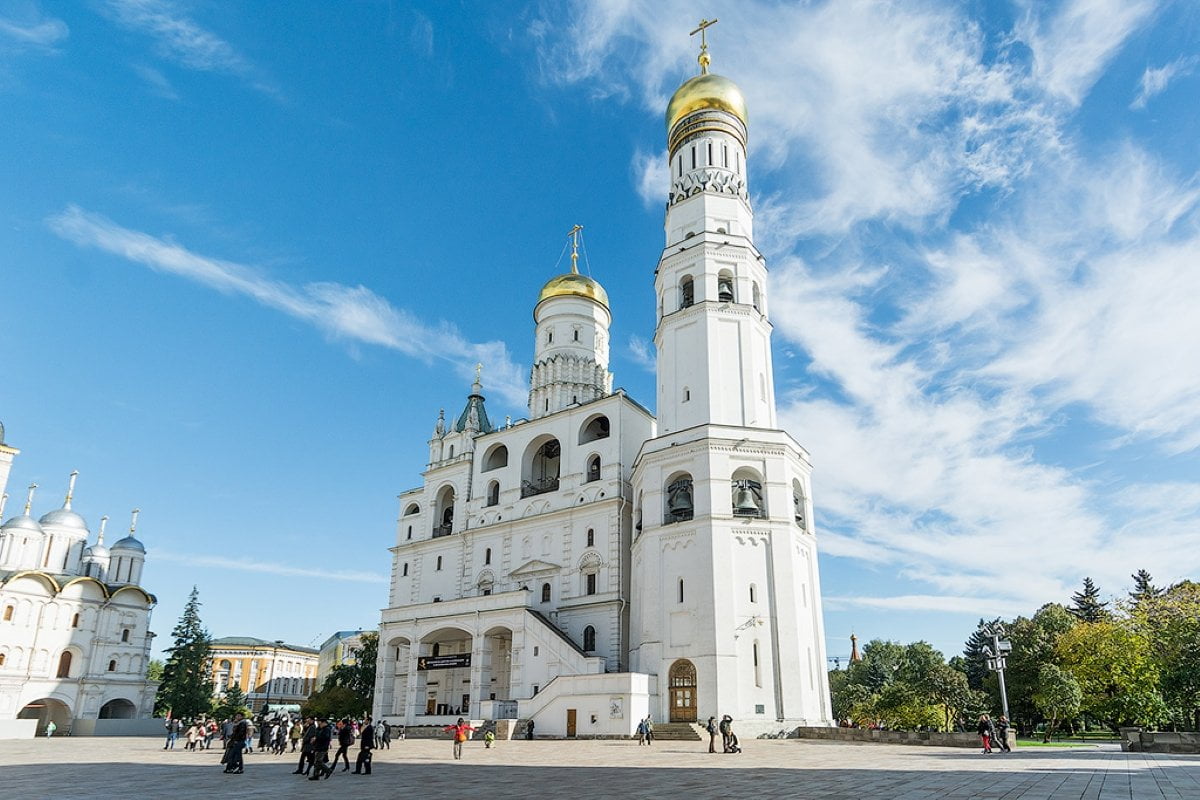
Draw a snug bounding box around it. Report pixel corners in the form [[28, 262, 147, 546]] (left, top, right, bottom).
[[586, 455, 601, 483], [71, 613, 79, 629], [732, 467, 766, 518], [403, 503, 420, 516], [436, 556, 443, 571], [665, 472, 694, 523], [579, 415, 610, 444], [480, 625, 514, 709], [477, 571, 494, 596], [19, 698, 72, 735], [484, 547, 492, 565], [434, 485, 456, 537], [582, 625, 596, 652], [752, 282, 762, 311], [635, 491, 643, 534], [448, 444, 455, 458], [668, 659, 698, 722], [522, 437, 560, 498], [99, 698, 137, 719], [586, 528, 594, 547], [56, 651, 73, 678], [482, 444, 508, 472], [680, 275, 695, 309], [417, 627, 474, 717], [540, 583, 551, 603], [753, 641, 762, 687], [580, 553, 601, 596], [792, 479, 808, 531], [384, 636, 412, 717], [682, 387, 691, 403], [486, 480, 500, 507], [108, 659, 117, 672], [718, 269, 735, 303], [3, 605, 13, 621]]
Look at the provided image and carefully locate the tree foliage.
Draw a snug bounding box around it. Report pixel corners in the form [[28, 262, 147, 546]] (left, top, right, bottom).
[[146, 659, 165, 682], [301, 685, 363, 720], [1069, 577, 1110, 623], [1056, 621, 1167, 729], [213, 684, 250, 720], [154, 586, 214, 719], [962, 619, 1003, 690], [318, 631, 379, 718], [1032, 663, 1081, 742], [831, 639, 970, 731]]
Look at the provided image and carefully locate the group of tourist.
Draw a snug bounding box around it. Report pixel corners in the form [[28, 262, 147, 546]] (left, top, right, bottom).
[[977, 714, 1012, 754], [705, 715, 741, 753], [635, 716, 655, 744], [289, 716, 379, 779]]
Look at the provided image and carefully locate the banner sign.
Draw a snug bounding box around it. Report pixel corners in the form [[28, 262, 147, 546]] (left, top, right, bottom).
[[417, 654, 471, 671]]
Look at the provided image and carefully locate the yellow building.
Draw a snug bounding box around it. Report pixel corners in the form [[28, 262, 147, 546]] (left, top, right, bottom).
[[209, 637, 319, 713]]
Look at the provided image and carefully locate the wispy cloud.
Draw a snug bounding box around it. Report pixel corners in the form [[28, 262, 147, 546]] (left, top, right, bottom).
[[626, 334, 655, 373], [0, 9, 68, 48], [46, 205, 529, 406], [154, 550, 388, 583], [100, 0, 277, 96], [825, 594, 1027, 617], [1131, 56, 1198, 109], [131, 63, 178, 100]]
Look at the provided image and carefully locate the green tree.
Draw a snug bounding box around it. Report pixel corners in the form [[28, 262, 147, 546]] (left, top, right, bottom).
[[1069, 577, 1110, 623], [1129, 570, 1162, 608], [997, 604, 1077, 731], [213, 684, 250, 720], [154, 587, 214, 718], [1032, 663, 1082, 741], [1056, 620, 1167, 729], [317, 631, 379, 718], [962, 619, 1003, 690], [146, 659, 165, 682], [301, 685, 363, 720], [926, 663, 972, 732], [1134, 580, 1200, 729]]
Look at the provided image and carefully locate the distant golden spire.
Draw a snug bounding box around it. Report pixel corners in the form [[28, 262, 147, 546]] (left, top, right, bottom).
[[690, 17, 718, 75], [850, 633, 862, 663]]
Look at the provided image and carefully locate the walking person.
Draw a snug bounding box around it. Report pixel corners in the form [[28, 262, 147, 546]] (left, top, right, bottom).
[[443, 717, 476, 760], [719, 715, 731, 752], [163, 716, 180, 749], [222, 712, 248, 774], [644, 716, 654, 745], [332, 719, 354, 772], [308, 718, 334, 781], [378, 720, 391, 749], [706, 716, 718, 753], [994, 715, 1011, 753], [636, 718, 646, 745], [45, 720, 57, 738], [525, 719, 534, 740], [354, 716, 375, 775], [289, 719, 303, 752], [977, 714, 994, 754], [293, 717, 317, 775]]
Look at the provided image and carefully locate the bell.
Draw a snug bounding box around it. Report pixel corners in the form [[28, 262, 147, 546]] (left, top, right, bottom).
[[668, 488, 692, 514], [734, 486, 759, 515]]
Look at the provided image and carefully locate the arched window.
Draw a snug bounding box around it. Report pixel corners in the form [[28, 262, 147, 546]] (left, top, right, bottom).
[[404, 503, 420, 516], [586, 529, 594, 547], [406, 525, 413, 540], [581, 553, 601, 596], [121, 628, 130, 642], [680, 275, 695, 309], [484, 547, 492, 565], [573, 329, 580, 342], [586, 455, 601, 483], [579, 415, 610, 444], [583, 625, 596, 652], [541, 583, 551, 603], [678, 578, 685, 603], [436, 556, 443, 571], [56, 651, 72, 678], [71, 613, 80, 629], [0, 653, 5, 666], [752, 282, 762, 311], [478, 573, 494, 596], [732, 467, 766, 518], [2, 606, 12, 622], [434, 485, 456, 537], [547, 329, 554, 344], [522, 437, 561, 497], [486, 480, 500, 507], [108, 659, 116, 672], [448, 444, 455, 458], [482, 444, 508, 472], [402, 562, 409, 577], [753, 641, 762, 687], [749, 583, 757, 603], [792, 479, 808, 530], [718, 270, 735, 302], [665, 472, 694, 523]]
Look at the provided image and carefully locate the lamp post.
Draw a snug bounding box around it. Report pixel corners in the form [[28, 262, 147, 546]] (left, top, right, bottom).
[[981, 633, 1012, 720], [263, 640, 284, 715]]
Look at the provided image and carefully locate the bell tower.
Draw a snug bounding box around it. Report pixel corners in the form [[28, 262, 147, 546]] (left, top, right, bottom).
[[630, 20, 833, 732]]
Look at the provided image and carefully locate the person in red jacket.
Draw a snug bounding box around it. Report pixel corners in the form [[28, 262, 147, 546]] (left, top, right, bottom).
[[443, 717, 476, 760]]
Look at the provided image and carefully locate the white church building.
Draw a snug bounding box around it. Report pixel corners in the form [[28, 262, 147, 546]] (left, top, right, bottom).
[[0, 423, 158, 736], [374, 35, 833, 738]]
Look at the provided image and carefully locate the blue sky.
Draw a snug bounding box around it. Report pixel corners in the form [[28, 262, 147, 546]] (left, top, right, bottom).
[[1, 0, 1198, 667]]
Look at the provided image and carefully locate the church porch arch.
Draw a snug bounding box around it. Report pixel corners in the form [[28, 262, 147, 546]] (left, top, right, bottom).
[[18, 697, 72, 735]]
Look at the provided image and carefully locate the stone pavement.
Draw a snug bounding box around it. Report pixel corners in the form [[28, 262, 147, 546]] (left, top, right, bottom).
[[3, 736, 1199, 800]]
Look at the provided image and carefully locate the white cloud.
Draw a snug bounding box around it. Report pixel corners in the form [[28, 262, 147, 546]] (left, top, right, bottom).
[[153, 551, 387, 583], [0, 9, 67, 47], [1131, 56, 1198, 109], [101, 0, 277, 96], [131, 63, 178, 100], [825, 594, 1027, 617], [46, 205, 529, 407], [626, 334, 655, 373], [632, 148, 667, 209]]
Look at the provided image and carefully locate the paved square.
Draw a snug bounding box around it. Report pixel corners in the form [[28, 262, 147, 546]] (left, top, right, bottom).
[[3, 736, 1199, 799]]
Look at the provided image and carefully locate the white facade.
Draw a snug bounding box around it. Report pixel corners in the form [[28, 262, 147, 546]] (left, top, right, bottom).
[[376, 52, 833, 736], [0, 431, 158, 734]]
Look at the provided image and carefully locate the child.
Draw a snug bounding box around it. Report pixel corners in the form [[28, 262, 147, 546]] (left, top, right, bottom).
[[484, 730, 495, 749]]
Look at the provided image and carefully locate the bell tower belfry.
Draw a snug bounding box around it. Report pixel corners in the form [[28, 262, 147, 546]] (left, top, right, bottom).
[[630, 20, 833, 731]]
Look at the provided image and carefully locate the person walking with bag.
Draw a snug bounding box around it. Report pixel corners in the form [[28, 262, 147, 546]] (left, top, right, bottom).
[[977, 714, 994, 754], [332, 718, 354, 772]]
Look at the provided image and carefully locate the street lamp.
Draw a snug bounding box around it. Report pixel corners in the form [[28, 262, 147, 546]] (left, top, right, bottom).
[[263, 639, 284, 715], [981, 633, 1013, 720]]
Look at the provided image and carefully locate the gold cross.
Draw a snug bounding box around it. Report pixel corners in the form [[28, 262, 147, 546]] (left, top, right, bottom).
[[568, 224, 583, 274], [690, 18, 718, 73]]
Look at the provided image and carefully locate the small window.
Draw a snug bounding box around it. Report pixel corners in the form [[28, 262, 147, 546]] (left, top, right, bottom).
[[486, 480, 500, 507], [723, 143, 728, 167], [586, 529, 594, 547], [547, 330, 553, 344], [2, 606, 12, 622], [56, 651, 72, 678], [121, 628, 130, 643], [407, 525, 413, 540], [533, 646, 539, 657], [707, 142, 713, 164], [750, 584, 757, 603], [683, 387, 690, 403], [71, 613, 80, 629], [108, 659, 117, 672], [449, 445, 455, 458], [485, 548, 492, 565], [402, 562, 409, 577], [691, 145, 696, 169], [680, 276, 694, 309], [583, 625, 596, 652], [586, 573, 597, 596], [541, 583, 551, 603], [573, 329, 579, 342], [586, 456, 601, 483], [0, 653, 5, 666], [678, 578, 685, 603], [436, 556, 443, 571]]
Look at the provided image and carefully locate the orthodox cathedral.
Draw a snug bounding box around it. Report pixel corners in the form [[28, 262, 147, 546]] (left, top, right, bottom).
[[375, 30, 833, 736], [0, 424, 158, 734]]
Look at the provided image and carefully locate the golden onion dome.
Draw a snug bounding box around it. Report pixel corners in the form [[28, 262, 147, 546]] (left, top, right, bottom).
[[665, 72, 747, 133], [537, 272, 609, 310]]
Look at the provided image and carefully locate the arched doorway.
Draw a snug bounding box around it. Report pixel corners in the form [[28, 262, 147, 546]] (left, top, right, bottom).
[[99, 699, 137, 719], [668, 659, 697, 722], [18, 698, 72, 735]]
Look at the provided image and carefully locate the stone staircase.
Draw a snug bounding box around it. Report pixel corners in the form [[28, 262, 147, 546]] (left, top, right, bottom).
[[651, 722, 704, 741]]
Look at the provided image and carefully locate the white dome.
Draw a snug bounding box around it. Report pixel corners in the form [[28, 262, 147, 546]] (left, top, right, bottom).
[[39, 508, 89, 532], [2, 514, 44, 534], [111, 535, 145, 554]]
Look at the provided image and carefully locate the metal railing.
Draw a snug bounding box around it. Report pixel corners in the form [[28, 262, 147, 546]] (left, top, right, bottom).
[[521, 477, 560, 498]]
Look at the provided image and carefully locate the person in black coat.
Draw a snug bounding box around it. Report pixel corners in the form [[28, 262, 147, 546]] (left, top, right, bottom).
[[222, 713, 248, 774], [355, 717, 375, 775], [332, 719, 354, 772], [308, 719, 334, 780], [994, 715, 1012, 752], [292, 717, 317, 775]]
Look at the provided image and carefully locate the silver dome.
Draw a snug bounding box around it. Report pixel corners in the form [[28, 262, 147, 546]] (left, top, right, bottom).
[[2, 514, 45, 533], [83, 544, 111, 559], [110, 535, 145, 553], [39, 508, 90, 532]]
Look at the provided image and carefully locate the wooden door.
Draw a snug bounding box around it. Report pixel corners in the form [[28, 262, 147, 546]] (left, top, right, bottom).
[[425, 697, 436, 715], [668, 659, 698, 723], [566, 708, 577, 737]]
